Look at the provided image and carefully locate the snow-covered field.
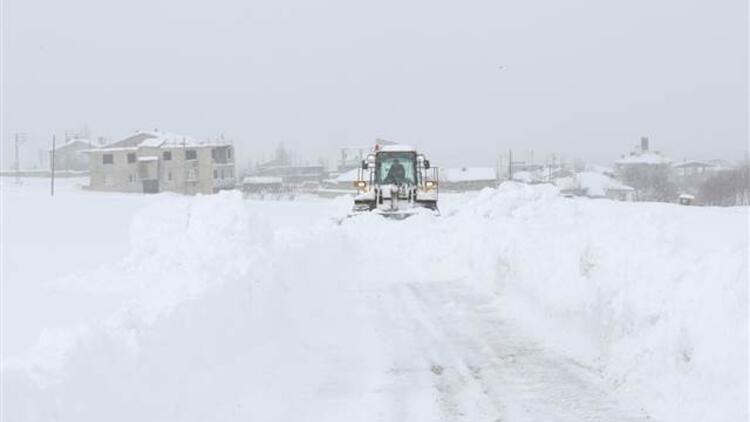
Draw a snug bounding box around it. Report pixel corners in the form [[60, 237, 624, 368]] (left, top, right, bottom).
[[1, 178, 747, 421]]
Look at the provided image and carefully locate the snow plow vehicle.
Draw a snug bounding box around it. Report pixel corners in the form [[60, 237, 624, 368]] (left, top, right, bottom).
[[351, 144, 439, 218]]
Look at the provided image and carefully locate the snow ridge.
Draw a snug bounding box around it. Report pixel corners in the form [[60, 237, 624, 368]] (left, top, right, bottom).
[[2, 183, 746, 422]]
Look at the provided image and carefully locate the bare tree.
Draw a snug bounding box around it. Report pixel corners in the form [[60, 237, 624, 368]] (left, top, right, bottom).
[[698, 163, 750, 206], [619, 164, 677, 202]]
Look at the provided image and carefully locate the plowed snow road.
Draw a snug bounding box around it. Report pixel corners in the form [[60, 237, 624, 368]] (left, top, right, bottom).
[[374, 281, 651, 421]]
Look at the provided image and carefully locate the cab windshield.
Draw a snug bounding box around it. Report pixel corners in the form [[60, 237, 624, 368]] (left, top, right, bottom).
[[376, 152, 417, 185]]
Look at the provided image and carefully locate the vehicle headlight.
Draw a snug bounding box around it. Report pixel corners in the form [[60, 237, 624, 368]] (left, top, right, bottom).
[[425, 181, 437, 190], [353, 180, 367, 190]]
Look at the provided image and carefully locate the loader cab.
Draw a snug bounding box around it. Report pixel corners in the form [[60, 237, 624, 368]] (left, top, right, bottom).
[[375, 151, 417, 186]]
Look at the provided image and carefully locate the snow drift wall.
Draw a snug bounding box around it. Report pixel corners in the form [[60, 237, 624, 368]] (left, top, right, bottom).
[[451, 184, 748, 421], [2, 184, 747, 422]]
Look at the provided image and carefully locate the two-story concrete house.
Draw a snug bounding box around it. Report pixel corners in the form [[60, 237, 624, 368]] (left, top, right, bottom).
[[87, 131, 235, 194]]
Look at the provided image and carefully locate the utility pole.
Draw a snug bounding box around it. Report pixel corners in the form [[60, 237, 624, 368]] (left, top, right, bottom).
[[551, 153, 557, 180], [548, 156, 552, 181], [508, 149, 513, 181], [51, 135, 56, 196], [13, 133, 26, 184], [183, 137, 188, 195]]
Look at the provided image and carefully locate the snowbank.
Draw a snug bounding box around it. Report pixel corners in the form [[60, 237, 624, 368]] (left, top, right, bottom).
[[2, 181, 746, 421], [453, 183, 748, 421], [3, 191, 265, 375]]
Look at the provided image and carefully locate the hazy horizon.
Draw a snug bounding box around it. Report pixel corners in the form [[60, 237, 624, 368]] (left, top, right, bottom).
[[2, 0, 748, 169]]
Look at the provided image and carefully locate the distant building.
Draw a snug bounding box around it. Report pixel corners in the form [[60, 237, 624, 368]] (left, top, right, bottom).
[[322, 168, 359, 189], [605, 182, 636, 201], [554, 171, 635, 201], [440, 167, 497, 191], [49, 138, 94, 172], [671, 159, 735, 198], [614, 137, 675, 201], [614, 137, 672, 175], [252, 164, 327, 184], [338, 146, 369, 172], [86, 130, 235, 194], [250, 143, 328, 184], [672, 160, 718, 177], [511, 162, 545, 173], [578, 172, 635, 201], [671, 159, 734, 180], [241, 176, 284, 196], [317, 168, 360, 197]]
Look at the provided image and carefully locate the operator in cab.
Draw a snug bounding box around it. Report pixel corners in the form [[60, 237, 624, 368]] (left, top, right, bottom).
[[384, 160, 406, 184]]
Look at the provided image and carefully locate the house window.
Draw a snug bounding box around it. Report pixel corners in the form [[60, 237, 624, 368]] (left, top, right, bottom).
[[187, 168, 198, 181], [229, 168, 233, 177], [163, 151, 172, 161], [128, 174, 135, 183], [127, 153, 136, 164], [103, 154, 113, 164], [220, 169, 225, 179], [211, 149, 217, 160], [185, 150, 197, 160], [227, 148, 232, 160], [167, 172, 172, 181], [104, 175, 114, 186], [213, 169, 218, 179]]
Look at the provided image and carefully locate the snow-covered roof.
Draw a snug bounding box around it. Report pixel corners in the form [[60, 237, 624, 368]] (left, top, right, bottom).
[[441, 167, 497, 183], [242, 176, 283, 184], [86, 147, 138, 153], [577, 171, 634, 196], [615, 152, 672, 165], [577, 172, 609, 197], [553, 176, 578, 191], [584, 164, 615, 175], [706, 159, 733, 169], [335, 168, 360, 183], [379, 144, 416, 153], [672, 160, 717, 169], [554, 172, 634, 196], [49, 139, 94, 152], [138, 131, 227, 148], [606, 180, 635, 191], [99, 130, 229, 150]]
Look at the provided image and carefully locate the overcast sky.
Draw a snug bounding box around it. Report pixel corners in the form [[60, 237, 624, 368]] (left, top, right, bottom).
[[2, 0, 747, 168]]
